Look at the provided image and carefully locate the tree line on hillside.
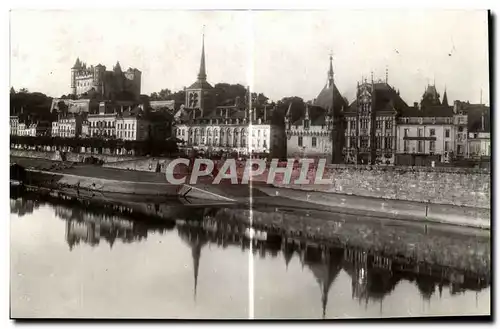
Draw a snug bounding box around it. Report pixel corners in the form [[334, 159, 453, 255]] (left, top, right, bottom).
[[10, 87, 55, 123], [9, 84, 312, 127]]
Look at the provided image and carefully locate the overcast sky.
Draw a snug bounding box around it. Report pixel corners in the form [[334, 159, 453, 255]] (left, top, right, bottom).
[[10, 10, 489, 105]]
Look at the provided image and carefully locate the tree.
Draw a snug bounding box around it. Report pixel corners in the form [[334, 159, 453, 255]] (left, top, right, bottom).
[[10, 87, 16, 95], [19, 88, 29, 93], [158, 88, 172, 99]]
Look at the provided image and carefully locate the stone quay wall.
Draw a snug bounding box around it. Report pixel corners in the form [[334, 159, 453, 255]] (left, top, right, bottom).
[[269, 165, 490, 209]]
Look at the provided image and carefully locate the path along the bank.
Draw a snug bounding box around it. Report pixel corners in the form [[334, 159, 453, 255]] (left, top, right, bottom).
[[11, 156, 490, 230]]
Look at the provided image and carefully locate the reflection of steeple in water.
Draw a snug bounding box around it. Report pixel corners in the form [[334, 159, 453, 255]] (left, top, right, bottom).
[[282, 240, 295, 271], [177, 225, 209, 301], [415, 275, 436, 300], [302, 245, 343, 319]]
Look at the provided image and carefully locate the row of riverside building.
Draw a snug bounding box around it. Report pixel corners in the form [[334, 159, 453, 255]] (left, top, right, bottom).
[[10, 33, 490, 166], [172, 34, 490, 165]]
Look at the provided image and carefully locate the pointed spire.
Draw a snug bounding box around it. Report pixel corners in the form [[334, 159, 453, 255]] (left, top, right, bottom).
[[327, 53, 334, 88], [321, 282, 329, 319], [198, 27, 207, 81], [285, 102, 292, 118], [442, 86, 449, 106], [190, 234, 203, 301]]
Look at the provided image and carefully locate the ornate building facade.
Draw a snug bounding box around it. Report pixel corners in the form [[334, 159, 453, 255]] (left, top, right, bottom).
[[343, 74, 407, 165], [70, 58, 142, 101]]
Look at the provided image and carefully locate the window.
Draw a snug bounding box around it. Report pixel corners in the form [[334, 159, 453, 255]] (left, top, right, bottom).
[[350, 121, 356, 130], [417, 141, 423, 153], [404, 140, 410, 152], [384, 137, 392, 149], [360, 137, 369, 148], [404, 128, 409, 137], [376, 120, 382, 129], [385, 120, 392, 129], [445, 129, 450, 138], [430, 141, 435, 152], [429, 129, 435, 136], [458, 126, 463, 132], [312, 137, 317, 147], [298, 136, 303, 147], [350, 137, 356, 148], [418, 128, 423, 137]]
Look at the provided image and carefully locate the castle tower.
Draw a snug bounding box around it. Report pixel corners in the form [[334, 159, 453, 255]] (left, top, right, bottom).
[[71, 58, 82, 95], [94, 64, 106, 96]]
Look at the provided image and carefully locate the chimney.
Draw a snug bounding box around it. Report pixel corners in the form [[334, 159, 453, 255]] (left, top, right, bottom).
[[253, 108, 257, 122], [226, 109, 229, 118], [413, 102, 418, 108], [482, 113, 485, 131], [453, 100, 459, 114], [264, 105, 267, 122]]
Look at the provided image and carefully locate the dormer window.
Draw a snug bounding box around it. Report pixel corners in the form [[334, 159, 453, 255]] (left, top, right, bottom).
[[304, 119, 310, 129]]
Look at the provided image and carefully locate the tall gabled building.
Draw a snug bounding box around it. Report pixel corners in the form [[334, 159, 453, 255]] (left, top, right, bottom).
[[343, 74, 408, 165]]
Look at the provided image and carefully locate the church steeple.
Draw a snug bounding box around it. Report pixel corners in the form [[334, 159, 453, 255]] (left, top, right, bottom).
[[192, 242, 201, 300], [197, 31, 207, 81], [327, 55, 334, 88]]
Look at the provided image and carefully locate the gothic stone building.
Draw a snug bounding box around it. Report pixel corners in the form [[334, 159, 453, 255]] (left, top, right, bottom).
[[285, 56, 348, 163], [343, 76, 408, 165]]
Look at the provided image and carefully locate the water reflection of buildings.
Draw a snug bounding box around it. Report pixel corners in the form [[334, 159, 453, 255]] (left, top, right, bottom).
[[10, 197, 39, 217], [13, 188, 490, 318], [60, 205, 149, 250], [176, 216, 490, 318]]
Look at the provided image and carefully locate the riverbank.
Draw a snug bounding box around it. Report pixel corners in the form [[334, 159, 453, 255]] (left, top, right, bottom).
[[11, 155, 490, 230]]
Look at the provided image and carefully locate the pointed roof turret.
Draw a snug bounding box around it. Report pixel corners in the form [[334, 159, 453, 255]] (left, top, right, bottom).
[[72, 58, 82, 69], [442, 87, 449, 106], [314, 55, 347, 113], [113, 61, 122, 73]]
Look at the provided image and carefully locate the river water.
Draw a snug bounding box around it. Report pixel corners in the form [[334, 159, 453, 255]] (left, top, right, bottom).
[[10, 188, 490, 319]]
